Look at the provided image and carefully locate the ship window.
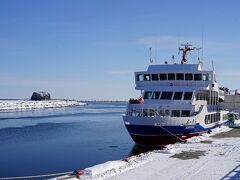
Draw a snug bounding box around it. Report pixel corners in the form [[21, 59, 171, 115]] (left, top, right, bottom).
[[172, 110, 180, 117], [196, 93, 201, 100], [144, 74, 151, 81], [184, 92, 193, 100], [205, 115, 209, 124], [149, 109, 156, 117], [202, 74, 211, 81], [214, 114, 217, 122], [152, 91, 160, 99], [211, 114, 214, 123], [160, 73, 167, 80], [168, 73, 175, 80], [206, 114, 211, 124], [208, 74, 212, 81], [161, 91, 173, 100], [143, 110, 148, 117], [173, 92, 183, 100], [165, 110, 170, 116], [143, 91, 152, 99], [158, 110, 163, 116], [182, 110, 190, 117], [202, 74, 208, 81], [197, 93, 208, 101], [194, 74, 202, 81], [185, 73, 193, 80], [176, 73, 184, 80], [217, 113, 220, 121], [152, 74, 159, 81], [137, 74, 144, 81]]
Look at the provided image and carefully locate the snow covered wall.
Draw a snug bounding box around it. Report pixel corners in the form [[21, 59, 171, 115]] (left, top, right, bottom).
[[0, 100, 86, 111]]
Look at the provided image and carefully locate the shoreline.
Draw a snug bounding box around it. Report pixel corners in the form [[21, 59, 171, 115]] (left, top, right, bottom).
[[53, 126, 240, 180]]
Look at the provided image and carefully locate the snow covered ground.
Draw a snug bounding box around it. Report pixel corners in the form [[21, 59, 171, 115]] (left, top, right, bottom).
[[0, 100, 86, 111], [54, 126, 240, 180]]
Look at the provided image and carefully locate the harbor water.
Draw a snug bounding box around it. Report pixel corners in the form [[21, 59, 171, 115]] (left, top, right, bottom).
[[0, 102, 135, 177]]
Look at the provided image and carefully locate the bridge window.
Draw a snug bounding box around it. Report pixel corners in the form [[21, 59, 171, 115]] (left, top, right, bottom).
[[152, 74, 159, 81], [172, 110, 180, 117], [160, 73, 167, 80], [152, 91, 160, 99], [143, 91, 152, 99], [184, 92, 193, 100], [202, 74, 211, 81], [185, 73, 193, 80], [173, 92, 183, 100], [182, 110, 190, 117], [194, 74, 202, 81], [161, 91, 173, 100], [144, 74, 151, 81], [176, 73, 184, 80], [168, 73, 175, 80], [136, 74, 144, 81]]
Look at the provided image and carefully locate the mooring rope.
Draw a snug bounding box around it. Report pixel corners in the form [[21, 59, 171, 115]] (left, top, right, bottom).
[[0, 171, 74, 180], [153, 110, 186, 143], [157, 124, 186, 142]]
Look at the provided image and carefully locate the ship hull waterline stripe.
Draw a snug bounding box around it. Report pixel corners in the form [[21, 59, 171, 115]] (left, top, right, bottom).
[[128, 131, 208, 137]]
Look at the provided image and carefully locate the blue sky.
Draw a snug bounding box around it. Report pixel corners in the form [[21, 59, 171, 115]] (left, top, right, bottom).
[[1, 0, 240, 100]]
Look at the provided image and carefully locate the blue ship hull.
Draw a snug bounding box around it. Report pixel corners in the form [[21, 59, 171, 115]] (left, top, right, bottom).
[[125, 123, 222, 146]]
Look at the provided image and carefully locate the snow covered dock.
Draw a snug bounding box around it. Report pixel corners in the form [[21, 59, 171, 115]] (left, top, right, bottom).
[[0, 100, 86, 111], [53, 126, 240, 180]]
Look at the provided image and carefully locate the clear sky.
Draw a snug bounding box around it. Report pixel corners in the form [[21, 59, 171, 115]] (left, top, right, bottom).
[[1, 0, 240, 100]]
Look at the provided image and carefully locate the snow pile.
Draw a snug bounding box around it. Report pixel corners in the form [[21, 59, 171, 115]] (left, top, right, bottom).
[[0, 100, 86, 111], [54, 125, 240, 180], [80, 153, 152, 180], [187, 125, 232, 143], [208, 125, 232, 136]]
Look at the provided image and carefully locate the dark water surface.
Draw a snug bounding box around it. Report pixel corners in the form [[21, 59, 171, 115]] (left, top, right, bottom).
[[0, 102, 135, 177]]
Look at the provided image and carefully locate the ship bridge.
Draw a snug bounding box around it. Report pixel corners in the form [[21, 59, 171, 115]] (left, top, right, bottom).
[[135, 63, 215, 91]]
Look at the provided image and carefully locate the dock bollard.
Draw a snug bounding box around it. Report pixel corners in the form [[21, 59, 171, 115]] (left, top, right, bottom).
[[74, 169, 84, 178]]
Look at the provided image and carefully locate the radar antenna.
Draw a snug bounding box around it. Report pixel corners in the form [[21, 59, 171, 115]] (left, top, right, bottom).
[[178, 43, 195, 64], [196, 47, 202, 63]]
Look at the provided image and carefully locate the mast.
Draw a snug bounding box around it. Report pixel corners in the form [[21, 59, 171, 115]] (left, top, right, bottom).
[[149, 47, 153, 63], [196, 47, 202, 63], [179, 43, 195, 64]]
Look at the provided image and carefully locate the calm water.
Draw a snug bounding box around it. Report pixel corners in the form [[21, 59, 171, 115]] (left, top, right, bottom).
[[0, 102, 136, 177]]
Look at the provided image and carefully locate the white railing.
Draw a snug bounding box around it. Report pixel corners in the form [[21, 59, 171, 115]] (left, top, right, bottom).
[[127, 104, 205, 118]]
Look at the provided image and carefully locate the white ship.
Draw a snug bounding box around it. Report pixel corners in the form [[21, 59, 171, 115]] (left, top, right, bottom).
[[123, 43, 238, 146]]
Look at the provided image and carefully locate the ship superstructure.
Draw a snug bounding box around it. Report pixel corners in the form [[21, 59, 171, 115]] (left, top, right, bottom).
[[123, 44, 229, 146]]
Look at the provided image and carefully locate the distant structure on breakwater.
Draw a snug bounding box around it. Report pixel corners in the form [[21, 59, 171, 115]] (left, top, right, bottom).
[[31, 91, 51, 101]]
